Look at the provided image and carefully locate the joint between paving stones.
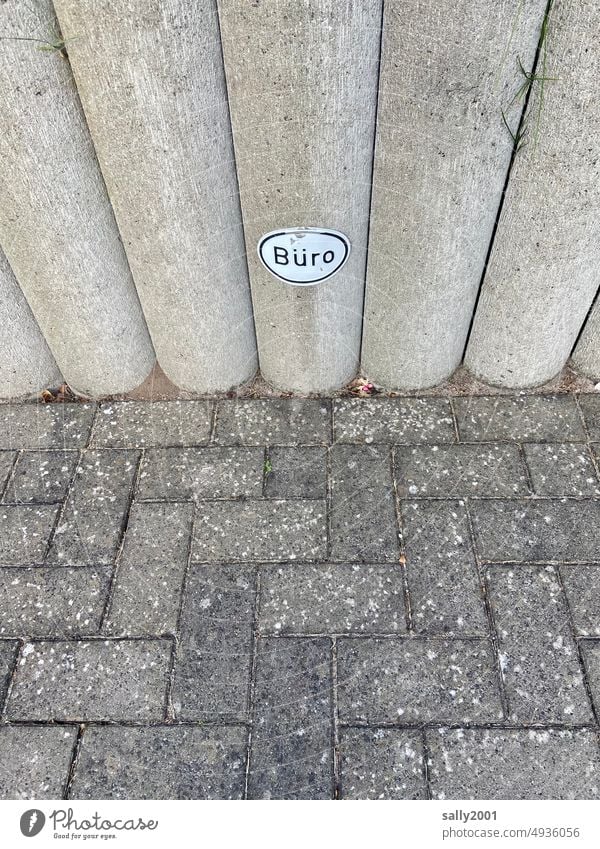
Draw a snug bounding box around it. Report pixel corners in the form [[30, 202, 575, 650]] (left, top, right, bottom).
[[243, 568, 262, 800], [64, 723, 85, 800], [391, 446, 414, 632], [331, 636, 341, 800]]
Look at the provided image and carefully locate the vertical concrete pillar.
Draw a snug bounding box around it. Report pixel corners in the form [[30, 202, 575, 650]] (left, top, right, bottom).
[[466, 1, 600, 388], [361, 0, 547, 390], [53, 0, 257, 394], [218, 0, 382, 393], [572, 293, 600, 381], [0, 0, 155, 397]]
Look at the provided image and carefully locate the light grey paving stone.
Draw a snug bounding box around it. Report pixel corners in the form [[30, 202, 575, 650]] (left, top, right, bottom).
[[579, 395, 600, 440], [0, 725, 77, 799], [216, 399, 330, 445], [0, 451, 15, 493], [264, 446, 327, 498], [337, 638, 502, 723], [259, 564, 406, 634], [192, 500, 327, 562], [581, 642, 600, 716], [104, 502, 193, 636], [5, 450, 78, 504], [402, 501, 488, 634], [330, 445, 398, 562], [560, 565, 600, 636], [487, 566, 592, 723], [0, 505, 59, 565], [7, 639, 171, 721], [138, 447, 263, 500], [524, 443, 600, 497], [340, 728, 426, 800], [172, 565, 255, 720], [0, 567, 111, 637], [454, 395, 585, 442], [334, 398, 455, 444], [92, 401, 213, 447], [0, 640, 18, 706], [248, 637, 333, 799], [69, 725, 247, 800], [0, 403, 95, 450]]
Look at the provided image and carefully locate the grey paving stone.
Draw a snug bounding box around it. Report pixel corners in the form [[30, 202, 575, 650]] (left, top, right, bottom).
[[104, 502, 193, 636], [454, 395, 586, 442], [581, 642, 600, 716], [216, 399, 330, 445], [0, 505, 59, 565], [138, 447, 263, 500], [4, 450, 78, 503], [334, 398, 455, 444], [0, 640, 18, 706], [330, 445, 398, 562], [427, 728, 600, 800], [0, 567, 111, 637], [259, 564, 406, 634], [337, 638, 502, 723], [560, 565, 600, 636], [264, 446, 327, 498], [69, 725, 247, 800], [192, 500, 327, 562], [172, 565, 255, 720], [471, 499, 600, 562], [402, 501, 488, 634], [340, 728, 426, 800], [248, 637, 333, 799], [0, 725, 77, 799], [92, 400, 213, 447], [0, 451, 15, 493], [0, 403, 95, 450], [524, 443, 600, 497], [579, 394, 600, 440], [487, 566, 591, 723], [7, 639, 171, 721]]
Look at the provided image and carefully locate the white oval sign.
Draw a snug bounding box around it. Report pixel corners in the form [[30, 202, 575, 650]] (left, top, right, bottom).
[[257, 227, 351, 286]]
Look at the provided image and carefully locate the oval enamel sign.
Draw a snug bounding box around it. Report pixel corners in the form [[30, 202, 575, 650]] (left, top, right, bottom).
[[257, 227, 351, 286]]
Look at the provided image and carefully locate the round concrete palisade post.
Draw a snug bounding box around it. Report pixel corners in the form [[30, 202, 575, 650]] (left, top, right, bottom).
[[0, 0, 155, 397], [53, 0, 258, 394], [572, 293, 600, 381]]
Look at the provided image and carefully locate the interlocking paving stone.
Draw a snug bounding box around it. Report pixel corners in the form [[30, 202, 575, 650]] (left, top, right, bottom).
[[0, 451, 15, 493], [247, 637, 333, 799], [330, 445, 398, 562], [579, 394, 600, 440], [0, 726, 77, 799], [401, 501, 488, 634], [69, 726, 247, 800], [192, 500, 327, 561], [173, 565, 255, 720], [334, 398, 455, 444], [524, 443, 600, 497], [0, 567, 111, 637], [4, 450, 78, 504], [259, 564, 406, 634], [453, 395, 586, 442], [216, 399, 330, 445], [487, 566, 591, 723], [470, 500, 600, 562], [104, 502, 193, 636], [337, 638, 503, 723], [0, 505, 59, 565], [263, 446, 327, 498], [427, 728, 600, 800], [0, 640, 18, 706], [138, 447, 263, 500], [0, 403, 95, 449], [7, 639, 172, 721], [560, 565, 600, 636], [92, 401, 213, 447], [581, 642, 600, 716], [339, 728, 426, 800]]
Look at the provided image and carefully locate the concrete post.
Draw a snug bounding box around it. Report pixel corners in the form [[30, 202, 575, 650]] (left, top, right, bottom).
[[572, 293, 600, 381], [361, 0, 547, 390], [53, 0, 257, 394], [0, 0, 155, 397], [217, 0, 382, 393], [466, 1, 600, 388]]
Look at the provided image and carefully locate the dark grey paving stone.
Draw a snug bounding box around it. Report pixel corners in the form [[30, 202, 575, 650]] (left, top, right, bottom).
[[104, 502, 193, 636], [0, 640, 18, 706], [0, 725, 77, 799], [487, 566, 591, 723], [334, 398, 455, 444], [337, 638, 502, 723], [216, 399, 330, 445], [471, 500, 600, 562], [427, 728, 600, 800], [340, 728, 426, 800], [92, 400, 213, 447], [192, 500, 327, 562], [0, 505, 59, 565], [454, 395, 585, 442], [138, 447, 263, 500], [7, 639, 171, 721], [264, 446, 326, 498], [0, 451, 15, 494], [524, 443, 600, 497], [560, 565, 600, 636], [402, 501, 488, 634], [248, 637, 333, 799], [0, 403, 95, 449], [581, 642, 600, 716], [330, 445, 398, 562], [5, 450, 78, 504], [259, 564, 406, 634], [579, 394, 600, 440], [69, 725, 247, 800], [172, 565, 255, 720], [0, 567, 111, 637]]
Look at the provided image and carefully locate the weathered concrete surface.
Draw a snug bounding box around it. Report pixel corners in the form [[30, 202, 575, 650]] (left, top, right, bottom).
[[572, 292, 600, 380], [218, 0, 382, 392], [362, 0, 547, 389], [54, 0, 257, 394], [466, 1, 600, 387], [0, 0, 154, 397]]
